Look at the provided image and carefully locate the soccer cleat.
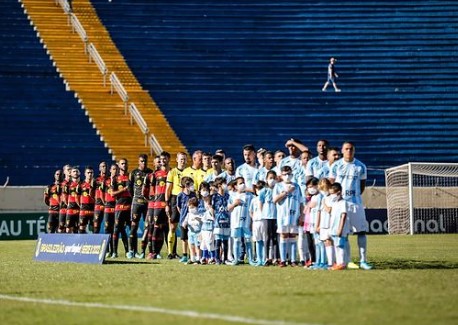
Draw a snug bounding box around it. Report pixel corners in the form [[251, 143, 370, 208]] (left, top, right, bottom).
[[167, 254, 174, 260], [135, 252, 145, 259], [347, 262, 360, 269], [110, 252, 118, 259], [279, 261, 287, 268], [305, 259, 313, 267], [126, 251, 134, 259], [156, 254, 162, 260], [331, 264, 346, 271], [290, 261, 299, 267], [172, 253, 181, 259], [360, 261, 373, 270], [335, 89, 341, 92], [208, 259, 216, 265], [146, 253, 154, 260], [179, 256, 188, 263]]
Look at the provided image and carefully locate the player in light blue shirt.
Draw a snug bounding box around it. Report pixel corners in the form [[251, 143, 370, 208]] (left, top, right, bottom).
[[259, 170, 278, 265], [316, 147, 340, 180], [235, 144, 258, 193], [228, 176, 254, 265], [273, 166, 305, 267], [278, 138, 308, 183], [254, 150, 275, 183], [305, 139, 329, 183], [329, 141, 372, 270]]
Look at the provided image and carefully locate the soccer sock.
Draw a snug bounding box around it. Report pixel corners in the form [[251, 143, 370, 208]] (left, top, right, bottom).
[[320, 242, 327, 265], [233, 238, 241, 263], [279, 237, 287, 262], [256, 241, 265, 264], [210, 250, 216, 260], [222, 239, 228, 261], [113, 233, 119, 254], [345, 239, 351, 264], [336, 245, 345, 265], [245, 241, 253, 263], [290, 237, 297, 263], [314, 239, 321, 265], [121, 228, 129, 253], [357, 233, 368, 263], [215, 239, 222, 261], [325, 245, 334, 266], [167, 230, 176, 255]]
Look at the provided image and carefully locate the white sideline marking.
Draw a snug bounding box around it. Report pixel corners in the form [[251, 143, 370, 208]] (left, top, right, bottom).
[[0, 294, 318, 325]]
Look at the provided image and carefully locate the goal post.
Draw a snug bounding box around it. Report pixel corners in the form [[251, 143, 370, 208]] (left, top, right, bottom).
[[385, 162, 458, 234]]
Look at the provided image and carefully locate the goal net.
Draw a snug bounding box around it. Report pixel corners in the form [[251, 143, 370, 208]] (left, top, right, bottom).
[[385, 163, 458, 234]]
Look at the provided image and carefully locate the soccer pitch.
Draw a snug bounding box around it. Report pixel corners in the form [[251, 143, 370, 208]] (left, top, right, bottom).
[[0, 235, 457, 325]]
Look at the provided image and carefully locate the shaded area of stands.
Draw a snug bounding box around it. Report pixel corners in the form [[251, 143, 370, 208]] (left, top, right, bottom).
[[88, 1, 458, 183], [0, 1, 112, 185]]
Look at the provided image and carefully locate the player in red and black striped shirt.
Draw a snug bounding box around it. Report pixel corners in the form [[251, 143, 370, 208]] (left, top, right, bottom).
[[78, 166, 96, 234], [143, 151, 171, 259], [93, 161, 107, 234], [103, 164, 118, 258], [111, 158, 132, 258], [44, 169, 62, 233], [65, 167, 81, 233], [58, 164, 71, 233]]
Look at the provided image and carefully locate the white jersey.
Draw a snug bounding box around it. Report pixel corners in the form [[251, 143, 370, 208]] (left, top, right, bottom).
[[205, 170, 230, 183], [330, 158, 367, 205], [309, 193, 324, 233], [235, 163, 258, 189], [305, 157, 327, 178], [273, 181, 304, 227], [330, 199, 350, 237], [253, 166, 272, 183], [249, 196, 263, 222], [278, 156, 302, 182], [229, 192, 253, 229], [319, 195, 333, 229], [258, 187, 276, 220], [316, 162, 333, 180]]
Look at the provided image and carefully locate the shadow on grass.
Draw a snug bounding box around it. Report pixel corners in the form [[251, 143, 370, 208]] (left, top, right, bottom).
[[373, 259, 458, 270], [103, 260, 160, 265]]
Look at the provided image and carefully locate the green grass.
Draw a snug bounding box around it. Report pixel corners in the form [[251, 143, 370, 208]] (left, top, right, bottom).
[[0, 235, 457, 325]]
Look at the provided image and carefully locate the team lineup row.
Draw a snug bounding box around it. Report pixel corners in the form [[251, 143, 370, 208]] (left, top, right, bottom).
[[44, 139, 372, 269]]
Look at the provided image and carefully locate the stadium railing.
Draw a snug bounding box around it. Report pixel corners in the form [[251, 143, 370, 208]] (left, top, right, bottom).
[[110, 72, 129, 114], [88, 43, 108, 86], [149, 133, 163, 156], [129, 102, 149, 146], [70, 13, 88, 53]]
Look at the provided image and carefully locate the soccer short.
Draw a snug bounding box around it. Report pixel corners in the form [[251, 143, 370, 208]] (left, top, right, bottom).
[[180, 225, 188, 241], [94, 205, 104, 226], [188, 230, 201, 246], [214, 227, 230, 240], [153, 209, 168, 228], [47, 211, 59, 228], [332, 235, 348, 248], [58, 208, 67, 226], [319, 227, 331, 241], [169, 195, 180, 224], [200, 230, 215, 251], [347, 202, 368, 233], [252, 219, 267, 242], [231, 227, 252, 239], [131, 202, 148, 223], [65, 210, 79, 229], [115, 209, 130, 227], [277, 225, 299, 235]]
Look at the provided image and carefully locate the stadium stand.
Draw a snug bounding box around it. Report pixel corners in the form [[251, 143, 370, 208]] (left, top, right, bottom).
[[91, 0, 458, 185], [0, 0, 112, 185]]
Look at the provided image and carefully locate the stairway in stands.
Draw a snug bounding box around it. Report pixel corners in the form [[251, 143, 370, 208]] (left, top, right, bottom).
[[20, 0, 186, 166], [91, 0, 458, 184], [0, 0, 113, 185]]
